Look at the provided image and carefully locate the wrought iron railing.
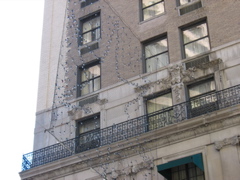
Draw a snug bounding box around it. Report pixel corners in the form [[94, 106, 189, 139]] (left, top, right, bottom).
[[21, 84, 240, 171]]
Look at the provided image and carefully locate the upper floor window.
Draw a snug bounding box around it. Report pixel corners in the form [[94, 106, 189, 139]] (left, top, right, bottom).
[[81, 0, 99, 8], [182, 21, 210, 58], [79, 12, 100, 46], [141, 0, 165, 21], [77, 60, 101, 97], [144, 37, 169, 73]]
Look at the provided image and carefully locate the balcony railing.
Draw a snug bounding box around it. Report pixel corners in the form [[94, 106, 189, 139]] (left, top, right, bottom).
[[21, 84, 240, 171]]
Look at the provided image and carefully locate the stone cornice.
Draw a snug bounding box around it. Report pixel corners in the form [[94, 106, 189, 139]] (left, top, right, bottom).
[[20, 104, 240, 180]]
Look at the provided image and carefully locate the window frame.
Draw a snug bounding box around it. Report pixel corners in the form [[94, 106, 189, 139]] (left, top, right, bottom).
[[141, 0, 165, 21], [75, 114, 100, 153], [143, 35, 169, 73], [186, 77, 218, 118], [181, 20, 210, 59], [78, 11, 101, 46], [145, 90, 173, 130], [187, 78, 216, 99], [77, 60, 101, 97]]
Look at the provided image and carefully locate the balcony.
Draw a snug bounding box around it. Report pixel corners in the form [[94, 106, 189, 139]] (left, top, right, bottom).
[[21, 84, 240, 171]]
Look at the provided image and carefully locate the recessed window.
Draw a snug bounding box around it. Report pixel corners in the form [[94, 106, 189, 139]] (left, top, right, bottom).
[[144, 37, 169, 73], [187, 78, 218, 117], [141, 0, 165, 21], [77, 60, 101, 97], [146, 92, 173, 130], [79, 12, 101, 46], [182, 21, 210, 58], [76, 114, 100, 153], [157, 154, 205, 180]]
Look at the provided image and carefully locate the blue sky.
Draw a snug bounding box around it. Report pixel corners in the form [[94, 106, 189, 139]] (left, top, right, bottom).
[[0, 0, 44, 179]]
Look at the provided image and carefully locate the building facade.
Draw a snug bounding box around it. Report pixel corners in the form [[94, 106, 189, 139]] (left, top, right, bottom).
[[20, 0, 240, 179]]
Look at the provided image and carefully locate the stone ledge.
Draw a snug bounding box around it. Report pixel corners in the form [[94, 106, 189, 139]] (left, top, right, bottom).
[[20, 104, 240, 180]]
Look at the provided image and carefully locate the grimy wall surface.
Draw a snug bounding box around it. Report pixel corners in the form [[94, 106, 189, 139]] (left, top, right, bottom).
[[21, 0, 240, 179]]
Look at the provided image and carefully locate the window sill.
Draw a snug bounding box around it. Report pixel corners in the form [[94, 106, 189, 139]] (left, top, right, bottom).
[[79, 40, 99, 55], [182, 51, 211, 63]]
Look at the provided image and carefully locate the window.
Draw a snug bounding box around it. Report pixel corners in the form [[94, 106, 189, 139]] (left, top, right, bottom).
[[177, 0, 202, 15], [141, 0, 165, 21], [144, 37, 169, 73], [157, 154, 205, 180], [146, 91, 173, 130], [81, 0, 98, 8], [76, 114, 100, 153], [187, 78, 218, 117], [79, 12, 100, 45], [182, 21, 210, 58], [77, 60, 101, 97]]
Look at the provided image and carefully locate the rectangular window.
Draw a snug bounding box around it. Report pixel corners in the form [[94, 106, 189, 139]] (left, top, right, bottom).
[[187, 78, 218, 117], [79, 12, 100, 45], [78, 60, 101, 97], [76, 114, 100, 153], [182, 21, 210, 58], [157, 153, 205, 180], [171, 163, 205, 180], [146, 92, 173, 130], [142, 0, 165, 21], [144, 37, 169, 73]]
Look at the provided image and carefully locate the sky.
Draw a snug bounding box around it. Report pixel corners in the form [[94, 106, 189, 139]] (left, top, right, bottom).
[[0, 0, 44, 179]]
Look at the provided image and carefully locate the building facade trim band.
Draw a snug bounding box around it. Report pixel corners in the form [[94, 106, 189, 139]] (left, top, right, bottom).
[[20, 104, 240, 179]]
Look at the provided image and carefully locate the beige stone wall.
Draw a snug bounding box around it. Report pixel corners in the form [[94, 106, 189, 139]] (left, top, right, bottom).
[[21, 105, 240, 179], [26, 0, 240, 179]]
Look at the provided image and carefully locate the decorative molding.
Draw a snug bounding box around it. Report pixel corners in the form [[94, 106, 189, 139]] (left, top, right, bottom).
[[120, 160, 154, 177], [172, 83, 183, 102], [97, 98, 108, 105], [20, 108, 240, 180], [167, 64, 196, 85], [214, 135, 239, 151], [196, 58, 222, 70], [135, 63, 196, 95], [111, 169, 119, 179]]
